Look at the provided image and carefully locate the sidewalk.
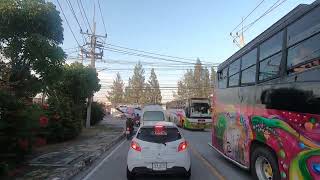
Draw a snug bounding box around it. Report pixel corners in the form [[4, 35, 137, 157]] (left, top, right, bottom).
[[16, 116, 125, 180]]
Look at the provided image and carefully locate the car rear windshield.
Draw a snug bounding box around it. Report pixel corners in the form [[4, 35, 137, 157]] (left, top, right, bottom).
[[143, 111, 164, 121], [136, 127, 181, 143]]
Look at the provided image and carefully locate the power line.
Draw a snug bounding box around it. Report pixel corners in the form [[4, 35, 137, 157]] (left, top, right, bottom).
[[56, 0, 80, 47], [67, 56, 217, 67], [237, 0, 287, 35], [66, 0, 86, 44], [106, 43, 208, 63], [231, 0, 265, 33], [79, 0, 93, 33], [104, 47, 212, 65], [97, 0, 107, 35], [66, 0, 82, 30], [76, 0, 89, 31]]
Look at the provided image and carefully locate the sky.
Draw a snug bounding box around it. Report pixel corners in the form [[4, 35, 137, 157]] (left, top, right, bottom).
[[51, 0, 315, 103]]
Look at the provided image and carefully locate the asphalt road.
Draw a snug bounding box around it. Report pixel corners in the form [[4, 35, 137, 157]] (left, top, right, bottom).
[[73, 118, 252, 180]]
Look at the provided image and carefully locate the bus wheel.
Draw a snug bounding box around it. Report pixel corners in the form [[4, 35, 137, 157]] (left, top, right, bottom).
[[251, 147, 280, 180]]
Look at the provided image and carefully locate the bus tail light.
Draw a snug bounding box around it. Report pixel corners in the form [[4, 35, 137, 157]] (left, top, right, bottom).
[[131, 141, 141, 152], [178, 141, 188, 152]]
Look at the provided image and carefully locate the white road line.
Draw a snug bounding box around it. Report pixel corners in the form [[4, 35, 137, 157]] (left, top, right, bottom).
[[83, 139, 127, 180]]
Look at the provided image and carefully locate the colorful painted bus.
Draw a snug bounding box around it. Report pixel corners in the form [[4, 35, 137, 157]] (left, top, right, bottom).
[[166, 98, 211, 130], [210, 1, 320, 180]]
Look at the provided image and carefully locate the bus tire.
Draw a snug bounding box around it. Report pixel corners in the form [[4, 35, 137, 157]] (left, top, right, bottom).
[[250, 146, 280, 180]]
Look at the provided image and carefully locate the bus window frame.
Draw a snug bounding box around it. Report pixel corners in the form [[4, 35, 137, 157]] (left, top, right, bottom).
[[287, 5, 320, 47], [218, 67, 228, 89], [240, 65, 257, 86], [240, 48, 258, 86], [286, 31, 320, 74], [217, 3, 320, 86], [228, 72, 240, 87], [258, 52, 283, 82], [258, 31, 284, 83], [285, 4, 320, 74]]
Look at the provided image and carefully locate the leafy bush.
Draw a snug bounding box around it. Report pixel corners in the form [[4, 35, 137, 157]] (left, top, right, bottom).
[[45, 63, 101, 142], [90, 102, 106, 126], [46, 96, 83, 142], [0, 91, 49, 176]]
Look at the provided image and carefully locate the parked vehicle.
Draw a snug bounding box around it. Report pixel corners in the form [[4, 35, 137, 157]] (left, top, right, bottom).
[[127, 122, 191, 179], [210, 1, 320, 180]]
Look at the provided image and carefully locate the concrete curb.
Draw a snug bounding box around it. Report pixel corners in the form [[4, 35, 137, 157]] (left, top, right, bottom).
[[49, 132, 125, 180]]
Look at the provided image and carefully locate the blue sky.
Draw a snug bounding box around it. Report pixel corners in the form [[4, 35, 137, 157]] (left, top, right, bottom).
[[52, 0, 315, 102]]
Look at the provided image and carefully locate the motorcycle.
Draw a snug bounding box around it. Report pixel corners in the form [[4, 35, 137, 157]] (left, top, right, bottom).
[[126, 127, 133, 140]]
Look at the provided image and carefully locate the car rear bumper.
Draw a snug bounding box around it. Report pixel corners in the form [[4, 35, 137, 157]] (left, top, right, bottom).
[[131, 166, 188, 175], [127, 150, 191, 173]]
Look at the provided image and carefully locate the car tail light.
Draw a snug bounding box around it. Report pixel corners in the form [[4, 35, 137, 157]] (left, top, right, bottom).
[[131, 141, 141, 152], [126, 127, 130, 131], [178, 141, 188, 152]]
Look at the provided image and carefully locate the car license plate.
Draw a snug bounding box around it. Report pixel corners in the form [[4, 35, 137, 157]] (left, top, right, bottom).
[[125, 130, 130, 134], [152, 162, 167, 171]]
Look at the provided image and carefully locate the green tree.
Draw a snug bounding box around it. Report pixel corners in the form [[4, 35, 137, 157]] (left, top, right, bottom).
[[145, 68, 162, 104], [211, 66, 217, 88], [177, 80, 186, 100], [107, 72, 124, 106], [0, 0, 64, 174], [124, 78, 133, 104], [176, 59, 212, 100], [47, 62, 101, 141], [130, 62, 145, 104], [0, 0, 65, 99], [202, 67, 211, 97]]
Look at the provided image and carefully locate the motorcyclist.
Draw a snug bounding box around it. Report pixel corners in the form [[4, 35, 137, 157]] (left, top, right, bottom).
[[125, 114, 134, 134], [134, 113, 140, 126]]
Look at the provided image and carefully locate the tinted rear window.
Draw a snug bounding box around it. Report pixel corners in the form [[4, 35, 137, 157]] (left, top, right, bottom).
[[143, 111, 165, 121], [136, 127, 181, 143]]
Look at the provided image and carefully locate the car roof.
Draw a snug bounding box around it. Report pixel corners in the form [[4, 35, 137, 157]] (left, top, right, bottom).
[[142, 105, 164, 113], [139, 121, 177, 128]]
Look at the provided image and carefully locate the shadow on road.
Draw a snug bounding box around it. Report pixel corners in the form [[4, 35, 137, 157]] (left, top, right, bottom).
[[135, 174, 188, 180]]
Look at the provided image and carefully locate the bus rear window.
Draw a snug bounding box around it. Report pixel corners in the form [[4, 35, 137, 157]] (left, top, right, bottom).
[[137, 127, 181, 143]]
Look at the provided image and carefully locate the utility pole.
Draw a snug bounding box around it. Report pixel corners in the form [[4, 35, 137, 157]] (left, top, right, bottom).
[[230, 17, 245, 48], [239, 17, 245, 47], [81, 3, 106, 128]]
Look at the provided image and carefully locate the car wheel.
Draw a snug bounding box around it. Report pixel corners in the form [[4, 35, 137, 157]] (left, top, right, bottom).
[[127, 167, 135, 180], [251, 146, 280, 180], [184, 168, 191, 179]]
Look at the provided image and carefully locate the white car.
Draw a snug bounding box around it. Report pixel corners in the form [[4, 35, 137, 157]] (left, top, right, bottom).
[[141, 105, 167, 126], [127, 121, 191, 179]]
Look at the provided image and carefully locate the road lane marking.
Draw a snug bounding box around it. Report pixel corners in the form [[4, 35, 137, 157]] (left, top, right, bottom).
[[189, 145, 226, 180], [83, 139, 126, 180]]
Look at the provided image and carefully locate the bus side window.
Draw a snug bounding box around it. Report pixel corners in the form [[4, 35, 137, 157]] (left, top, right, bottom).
[[287, 6, 320, 46], [286, 6, 320, 74], [241, 48, 257, 85], [218, 68, 228, 88], [287, 32, 320, 73]]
